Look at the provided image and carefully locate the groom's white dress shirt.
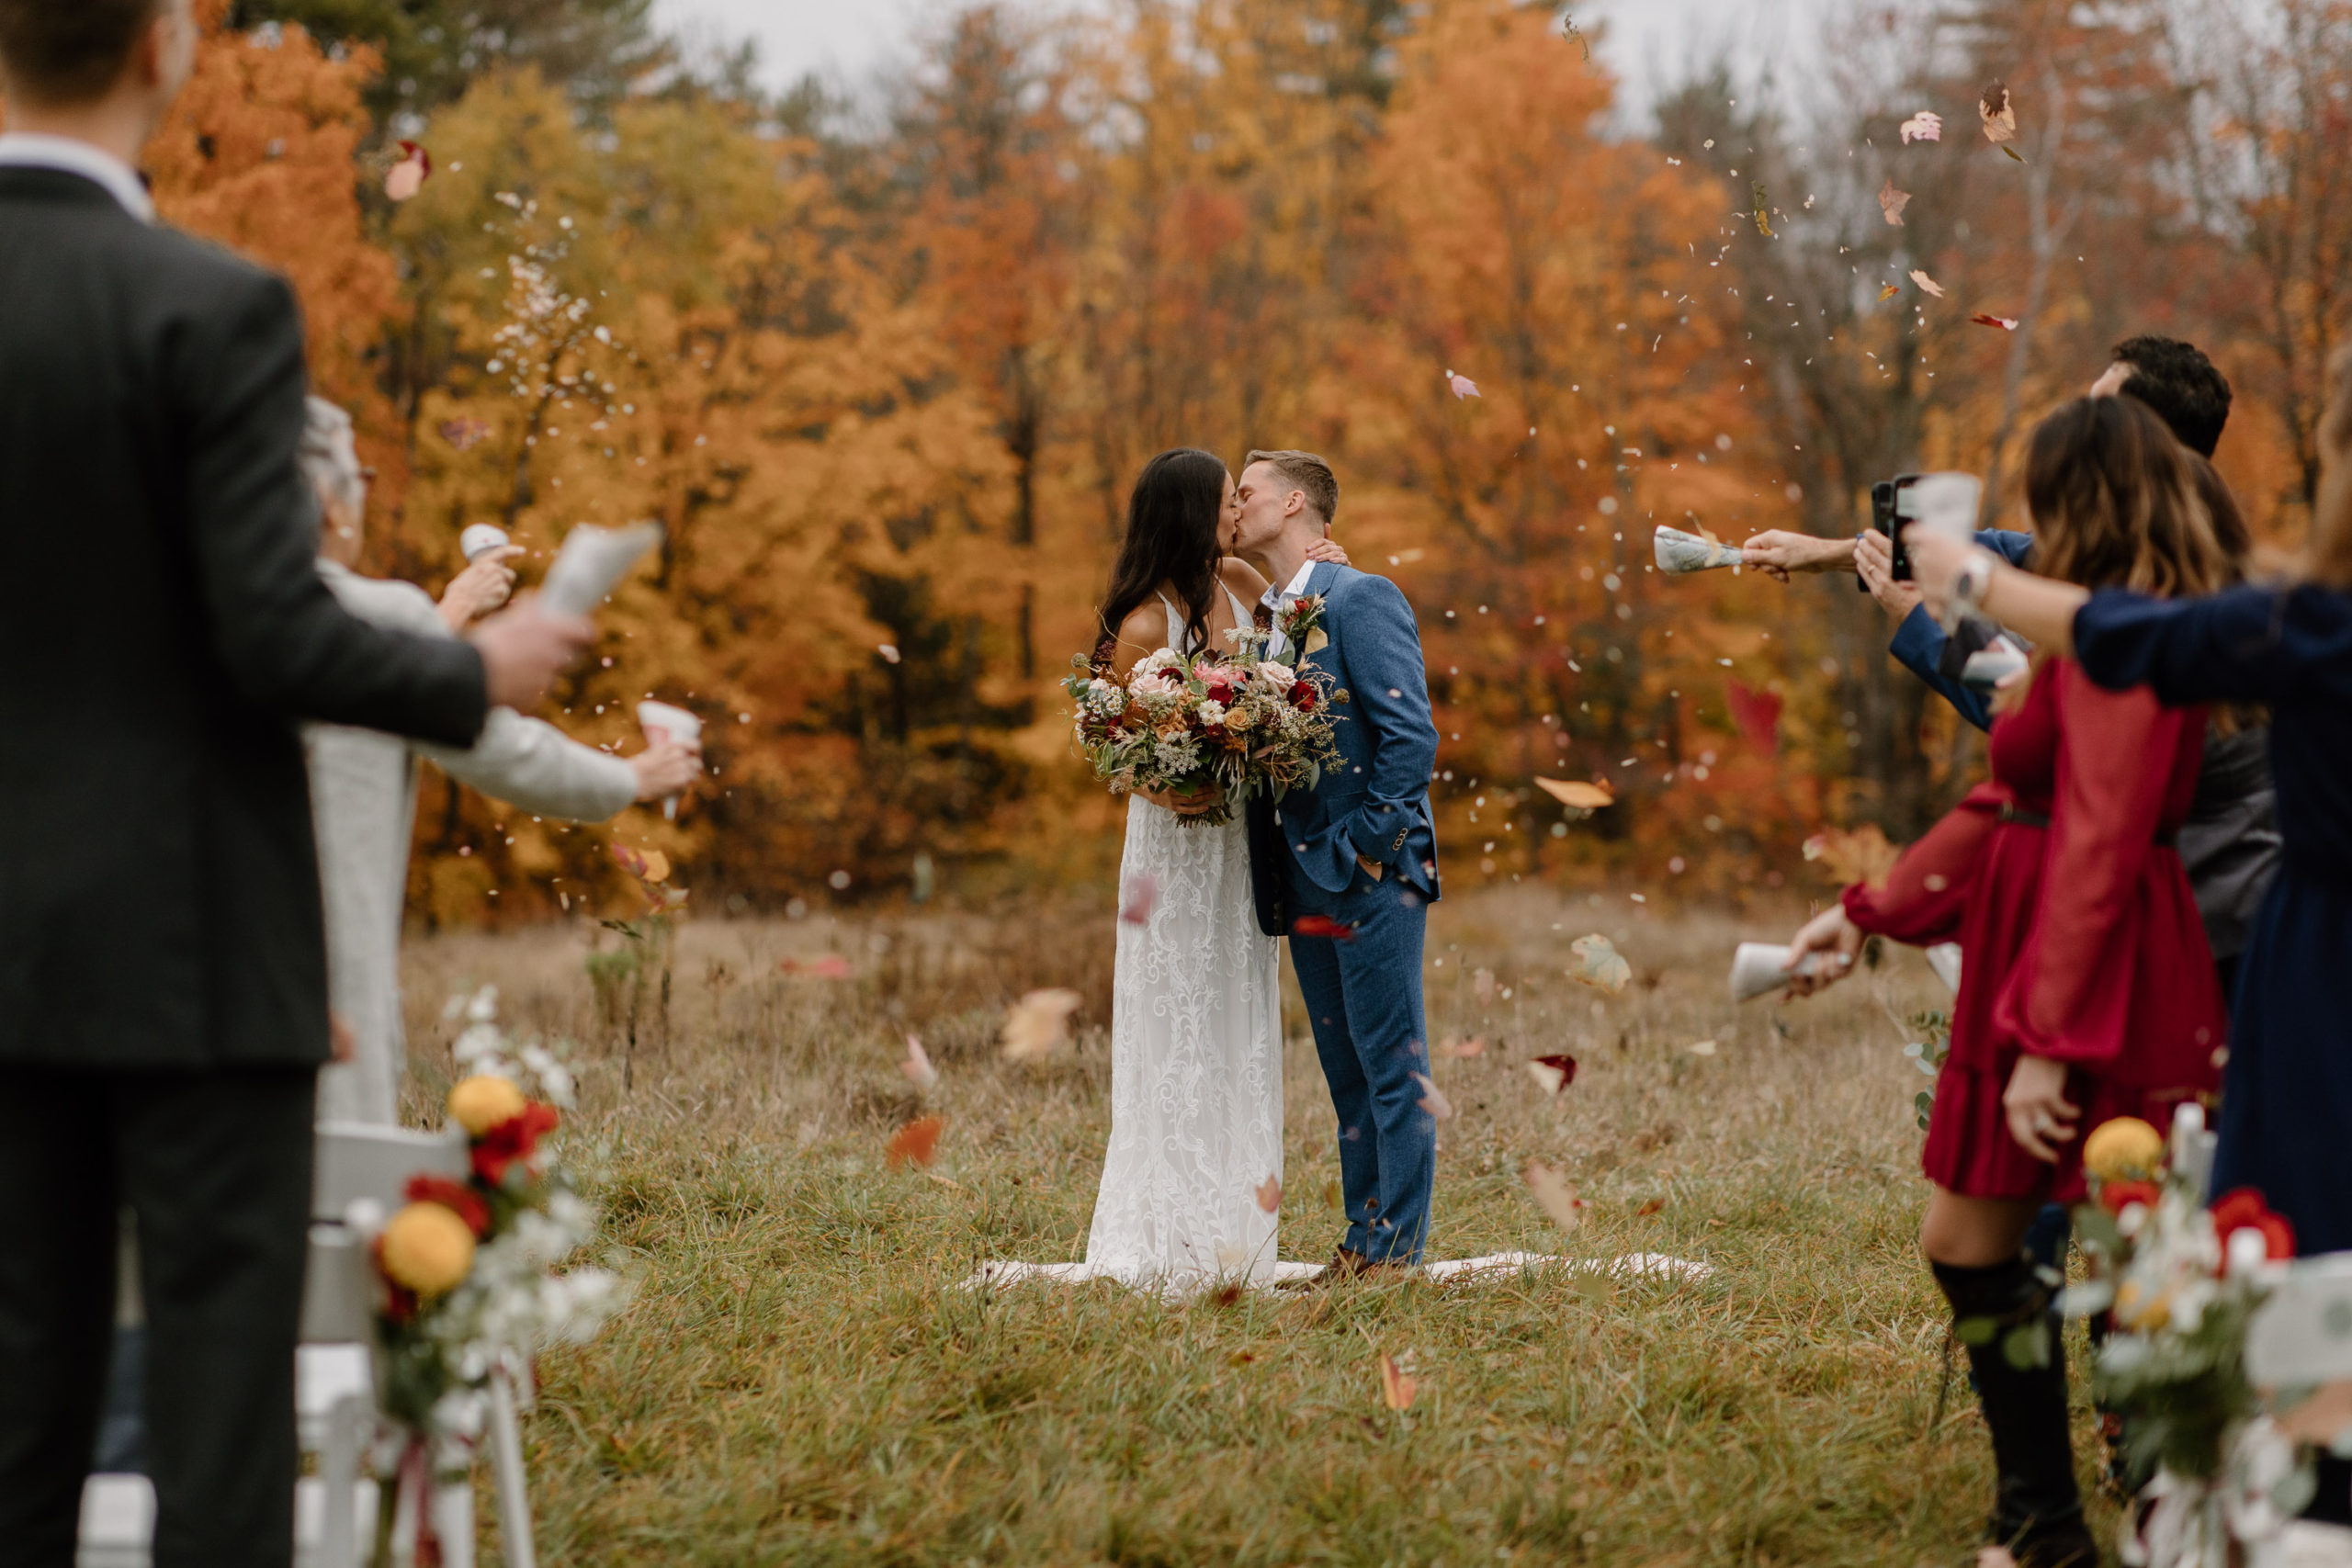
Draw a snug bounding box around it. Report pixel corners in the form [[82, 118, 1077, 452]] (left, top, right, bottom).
[[1260, 559, 1318, 661], [0, 133, 154, 222]]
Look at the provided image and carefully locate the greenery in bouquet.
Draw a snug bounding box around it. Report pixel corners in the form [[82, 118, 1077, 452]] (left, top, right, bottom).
[[2052, 1111, 2316, 1564], [1064, 631, 1342, 827], [367, 987, 631, 1471]]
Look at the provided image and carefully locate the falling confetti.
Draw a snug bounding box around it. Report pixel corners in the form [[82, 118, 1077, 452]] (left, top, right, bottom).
[[1804, 824, 1901, 889], [1535, 777, 1613, 811], [1878, 179, 1911, 226], [1378, 1354, 1419, 1411], [878, 644, 902, 664], [1445, 368, 1480, 400], [1969, 312, 2020, 331], [900, 1034, 939, 1094], [613, 844, 672, 884], [1435, 1036, 1487, 1059], [1750, 181, 1774, 238], [1525, 1053, 1578, 1095], [1001, 988, 1083, 1061], [886, 1114, 944, 1168], [1255, 1175, 1282, 1213], [1980, 80, 2018, 147], [1567, 934, 1631, 995], [1413, 1072, 1455, 1121], [1292, 915, 1359, 941], [1724, 679, 1782, 755], [1686, 1039, 1719, 1056], [1899, 110, 1943, 144], [440, 417, 491, 451], [1561, 10, 1589, 59], [1877, 284, 1902, 301], [1909, 268, 1946, 299], [1472, 967, 1496, 1004], [384, 140, 431, 201], [1523, 1159, 1584, 1234], [1119, 873, 1159, 925]]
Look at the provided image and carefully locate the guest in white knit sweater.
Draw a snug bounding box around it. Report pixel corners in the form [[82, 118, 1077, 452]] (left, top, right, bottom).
[[299, 397, 700, 1122]]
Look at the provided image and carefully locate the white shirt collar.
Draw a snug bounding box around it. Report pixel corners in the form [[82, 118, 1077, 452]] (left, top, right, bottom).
[[0, 133, 154, 223], [1261, 559, 1318, 607]]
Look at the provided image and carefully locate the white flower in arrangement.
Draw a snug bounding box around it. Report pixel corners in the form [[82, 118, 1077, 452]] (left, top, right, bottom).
[[1153, 737, 1202, 775], [1132, 648, 1182, 679], [1195, 699, 1227, 726], [1255, 660, 1296, 691], [1130, 670, 1182, 703]]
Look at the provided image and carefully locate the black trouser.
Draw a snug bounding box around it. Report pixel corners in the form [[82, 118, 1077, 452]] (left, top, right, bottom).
[[0, 1064, 316, 1568]]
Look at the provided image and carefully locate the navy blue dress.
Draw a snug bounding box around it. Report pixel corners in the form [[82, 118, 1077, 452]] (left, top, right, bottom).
[[2073, 584, 2352, 1254]]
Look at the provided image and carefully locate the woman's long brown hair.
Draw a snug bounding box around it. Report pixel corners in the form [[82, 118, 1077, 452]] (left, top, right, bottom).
[[2025, 395, 2234, 598]]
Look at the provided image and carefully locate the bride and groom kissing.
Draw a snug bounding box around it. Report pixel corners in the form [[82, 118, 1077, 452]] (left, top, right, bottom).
[[1077, 446, 1442, 1291]]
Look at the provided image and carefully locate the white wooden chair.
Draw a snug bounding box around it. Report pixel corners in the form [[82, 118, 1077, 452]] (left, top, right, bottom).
[[79, 1122, 536, 1568], [2246, 1249, 2352, 1566]]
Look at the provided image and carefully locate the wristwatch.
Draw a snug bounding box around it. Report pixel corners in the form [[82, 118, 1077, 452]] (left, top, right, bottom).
[[1948, 546, 1997, 626]]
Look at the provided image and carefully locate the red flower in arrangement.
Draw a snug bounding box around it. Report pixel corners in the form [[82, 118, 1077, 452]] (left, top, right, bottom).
[[1203, 678, 1237, 705], [2210, 1187, 2296, 1264], [2098, 1179, 2163, 1217], [471, 1102, 561, 1187], [371, 1235, 422, 1326], [1289, 684, 1318, 712], [404, 1173, 492, 1238]]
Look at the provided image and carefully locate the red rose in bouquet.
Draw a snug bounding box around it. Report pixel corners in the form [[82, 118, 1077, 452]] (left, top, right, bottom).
[[2209, 1187, 2295, 1264], [2097, 1179, 2162, 1217], [404, 1173, 493, 1237], [471, 1101, 561, 1187], [1289, 684, 1318, 712]]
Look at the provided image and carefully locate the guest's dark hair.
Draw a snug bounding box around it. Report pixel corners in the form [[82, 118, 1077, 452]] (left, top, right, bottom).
[[0, 0, 163, 107], [2026, 395, 2232, 599], [1097, 448, 1228, 660], [2114, 334, 2233, 458]]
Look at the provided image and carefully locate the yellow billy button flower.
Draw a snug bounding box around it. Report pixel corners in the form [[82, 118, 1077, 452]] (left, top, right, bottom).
[[2083, 1116, 2165, 1184], [447, 1074, 529, 1136], [379, 1201, 477, 1297]]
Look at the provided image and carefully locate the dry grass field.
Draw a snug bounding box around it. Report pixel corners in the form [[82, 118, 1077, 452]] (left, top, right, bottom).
[[396, 885, 2117, 1567]]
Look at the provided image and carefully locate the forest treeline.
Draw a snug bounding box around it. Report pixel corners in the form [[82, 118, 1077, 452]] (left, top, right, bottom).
[[131, 0, 2352, 919]]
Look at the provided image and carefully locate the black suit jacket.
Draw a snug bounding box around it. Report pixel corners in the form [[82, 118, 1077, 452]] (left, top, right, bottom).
[[0, 167, 488, 1069], [1247, 791, 1287, 937]]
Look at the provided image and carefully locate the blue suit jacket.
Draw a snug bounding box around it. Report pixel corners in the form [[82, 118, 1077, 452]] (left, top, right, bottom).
[[1273, 562, 1442, 898], [1887, 528, 2034, 731]]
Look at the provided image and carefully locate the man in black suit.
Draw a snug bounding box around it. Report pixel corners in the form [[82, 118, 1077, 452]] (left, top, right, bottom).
[[0, 4, 593, 1562]]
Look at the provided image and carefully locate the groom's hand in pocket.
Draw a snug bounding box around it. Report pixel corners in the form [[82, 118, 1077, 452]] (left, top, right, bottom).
[[1356, 854, 1385, 881]]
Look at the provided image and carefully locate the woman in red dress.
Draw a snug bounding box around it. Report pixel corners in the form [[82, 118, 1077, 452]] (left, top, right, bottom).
[[1784, 395, 2232, 1568]]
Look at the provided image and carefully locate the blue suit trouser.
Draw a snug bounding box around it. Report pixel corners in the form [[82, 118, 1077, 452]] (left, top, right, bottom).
[[1285, 863, 1434, 1264]]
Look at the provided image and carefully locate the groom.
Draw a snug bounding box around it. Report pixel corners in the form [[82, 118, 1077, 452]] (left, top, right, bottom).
[[1232, 450, 1442, 1279]]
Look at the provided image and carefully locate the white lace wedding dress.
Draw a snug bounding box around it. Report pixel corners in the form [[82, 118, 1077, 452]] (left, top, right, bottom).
[[980, 590, 1287, 1292]]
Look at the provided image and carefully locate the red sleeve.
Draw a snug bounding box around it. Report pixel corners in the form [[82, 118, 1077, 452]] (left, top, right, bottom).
[[1840, 784, 2006, 945], [1993, 662, 2194, 1065]]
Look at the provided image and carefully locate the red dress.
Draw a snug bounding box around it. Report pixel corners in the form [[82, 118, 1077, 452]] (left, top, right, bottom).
[[1843, 659, 2225, 1202]]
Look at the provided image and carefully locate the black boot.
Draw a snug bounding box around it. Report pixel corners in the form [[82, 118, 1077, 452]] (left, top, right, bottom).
[[1932, 1257, 2098, 1568]]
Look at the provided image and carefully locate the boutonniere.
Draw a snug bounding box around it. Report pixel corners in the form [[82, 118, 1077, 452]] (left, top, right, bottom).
[[1283, 593, 1329, 657]]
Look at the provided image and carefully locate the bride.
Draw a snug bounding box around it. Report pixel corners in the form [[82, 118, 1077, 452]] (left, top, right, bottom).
[[1056, 447, 1344, 1289]]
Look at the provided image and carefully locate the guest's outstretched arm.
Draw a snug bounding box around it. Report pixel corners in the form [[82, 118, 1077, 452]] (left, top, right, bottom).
[[1905, 525, 2089, 655]]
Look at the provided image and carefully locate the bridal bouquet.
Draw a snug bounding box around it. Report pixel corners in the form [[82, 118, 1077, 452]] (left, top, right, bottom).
[[2059, 1106, 2312, 1566], [1065, 629, 1341, 826]]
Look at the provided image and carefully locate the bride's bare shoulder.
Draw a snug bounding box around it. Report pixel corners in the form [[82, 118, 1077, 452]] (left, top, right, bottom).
[[1106, 601, 1168, 680], [1219, 557, 1271, 599]]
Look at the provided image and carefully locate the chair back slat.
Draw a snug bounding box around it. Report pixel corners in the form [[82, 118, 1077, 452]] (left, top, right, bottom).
[[298, 1226, 377, 1346], [313, 1121, 468, 1220], [2247, 1253, 2352, 1388]]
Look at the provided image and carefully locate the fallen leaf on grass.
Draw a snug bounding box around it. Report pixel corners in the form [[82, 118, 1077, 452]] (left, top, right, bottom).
[[1900, 110, 1943, 143], [1445, 368, 1480, 400], [1207, 1282, 1245, 1308], [1804, 824, 1900, 889], [1909, 268, 1946, 299], [1378, 1354, 1419, 1411], [1525, 1054, 1578, 1095], [1118, 873, 1158, 925], [1412, 1073, 1454, 1121], [1523, 1159, 1584, 1234], [1637, 1198, 1665, 1217], [1568, 935, 1630, 994], [1001, 988, 1082, 1061], [1255, 1175, 1282, 1213], [886, 1114, 944, 1168], [1227, 1350, 1258, 1366], [1686, 1039, 1718, 1056], [1473, 967, 1497, 1004], [1970, 313, 2020, 331], [1534, 776, 1612, 811], [779, 954, 853, 979], [900, 1034, 938, 1093], [1291, 915, 1359, 941], [385, 140, 431, 201], [1878, 178, 1910, 226]]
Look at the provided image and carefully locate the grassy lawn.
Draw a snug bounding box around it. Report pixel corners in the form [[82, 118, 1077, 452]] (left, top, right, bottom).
[[397, 886, 2114, 1566]]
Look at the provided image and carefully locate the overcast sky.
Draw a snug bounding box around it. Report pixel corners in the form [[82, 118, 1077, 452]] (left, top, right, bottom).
[[652, 0, 1835, 129]]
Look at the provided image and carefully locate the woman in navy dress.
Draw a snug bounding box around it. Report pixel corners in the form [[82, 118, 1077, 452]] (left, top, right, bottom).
[[1908, 346, 2352, 1256]]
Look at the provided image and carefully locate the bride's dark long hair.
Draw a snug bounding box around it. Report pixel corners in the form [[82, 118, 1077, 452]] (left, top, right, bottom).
[[1096, 447, 1227, 660]]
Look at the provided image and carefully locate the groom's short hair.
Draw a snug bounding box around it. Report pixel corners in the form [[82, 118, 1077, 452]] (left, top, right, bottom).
[[0, 0, 163, 105], [1246, 449, 1339, 527]]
